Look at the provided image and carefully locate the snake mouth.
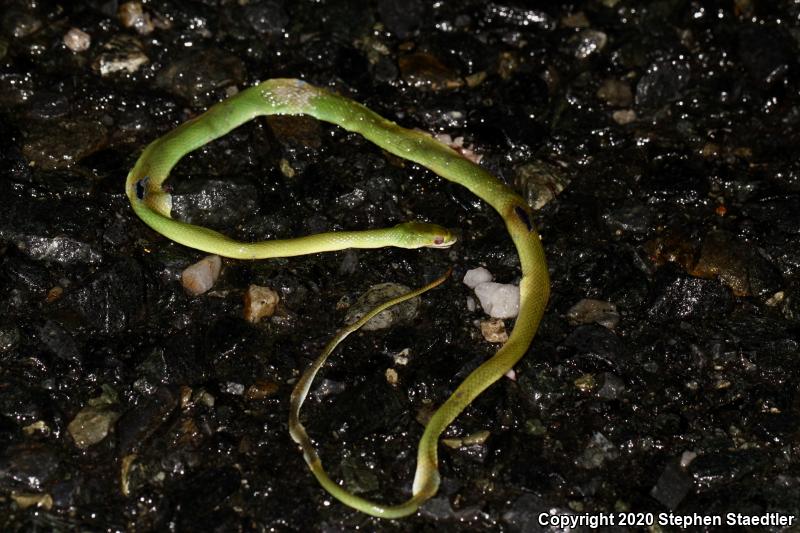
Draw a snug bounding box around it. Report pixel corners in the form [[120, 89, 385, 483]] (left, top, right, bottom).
[[135, 177, 148, 200]]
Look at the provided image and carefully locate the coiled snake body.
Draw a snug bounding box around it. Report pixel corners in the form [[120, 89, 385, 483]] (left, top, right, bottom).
[[126, 79, 549, 518]]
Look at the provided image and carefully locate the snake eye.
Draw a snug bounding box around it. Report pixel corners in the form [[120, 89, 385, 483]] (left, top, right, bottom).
[[434, 236, 444, 245], [135, 177, 149, 200]]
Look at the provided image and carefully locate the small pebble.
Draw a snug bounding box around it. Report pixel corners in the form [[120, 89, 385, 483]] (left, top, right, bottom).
[[118, 1, 154, 35], [480, 318, 508, 343], [68, 407, 120, 449], [22, 420, 50, 436], [566, 299, 620, 329], [513, 161, 570, 210], [179, 386, 193, 409], [0, 324, 21, 352], [463, 429, 491, 446], [765, 291, 784, 307], [46, 286, 64, 303], [195, 390, 215, 407], [94, 35, 149, 76], [680, 451, 697, 468], [67, 385, 119, 449], [574, 373, 596, 392], [575, 30, 607, 59], [612, 109, 637, 125], [181, 255, 221, 296], [63, 28, 91, 52], [225, 382, 245, 395], [245, 379, 279, 400], [525, 418, 546, 436], [243, 285, 279, 323], [345, 283, 419, 331], [596, 78, 633, 107], [11, 492, 53, 510], [561, 11, 590, 28], [392, 348, 410, 366]]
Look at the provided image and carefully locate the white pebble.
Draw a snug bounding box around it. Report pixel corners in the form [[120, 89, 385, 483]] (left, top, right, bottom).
[[63, 28, 91, 52], [680, 451, 697, 468], [474, 282, 520, 319], [463, 267, 493, 289], [181, 255, 221, 296]]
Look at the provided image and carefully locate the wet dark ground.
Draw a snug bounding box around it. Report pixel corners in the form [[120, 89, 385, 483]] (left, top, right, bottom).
[[1, 0, 800, 531]]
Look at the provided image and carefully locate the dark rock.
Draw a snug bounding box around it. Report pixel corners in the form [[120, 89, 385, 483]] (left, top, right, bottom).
[[0, 71, 35, 107], [309, 0, 374, 40], [0, 322, 21, 354], [514, 160, 570, 210], [50, 476, 82, 509], [0, 118, 30, 181], [648, 273, 733, 321], [636, 59, 691, 109], [116, 386, 179, 454], [37, 320, 81, 362], [156, 48, 245, 104], [399, 51, 463, 90], [596, 78, 633, 108], [2, 253, 50, 295], [0, 442, 62, 491], [690, 230, 782, 300], [502, 493, 552, 533], [170, 177, 260, 230], [202, 317, 268, 383], [92, 34, 149, 77], [690, 451, 763, 489], [602, 203, 654, 235], [242, 0, 289, 36], [136, 340, 208, 387], [418, 496, 455, 520], [745, 196, 800, 235], [563, 324, 621, 360], [67, 258, 146, 334], [377, 0, 425, 39], [27, 91, 71, 120], [482, 3, 555, 31], [14, 234, 102, 265], [737, 25, 792, 87], [172, 466, 241, 525], [782, 283, 800, 323], [650, 459, 692, 509], [470, 99, 548, 151], [0, 381, 47, 426], [596, 372, 625, 400], [21, 114, 109, 170], [1, 7, 42, 38], [575, 432, 619, 469]]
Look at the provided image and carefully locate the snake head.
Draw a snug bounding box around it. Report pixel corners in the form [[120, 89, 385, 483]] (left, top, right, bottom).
[[396, 221, 456, 249]]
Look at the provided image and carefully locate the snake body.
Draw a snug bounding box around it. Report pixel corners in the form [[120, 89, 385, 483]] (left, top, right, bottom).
[[126, 79, 549, 518]]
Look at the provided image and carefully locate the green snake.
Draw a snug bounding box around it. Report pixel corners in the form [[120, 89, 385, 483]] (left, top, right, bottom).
[[125, 79, 550, 518]]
